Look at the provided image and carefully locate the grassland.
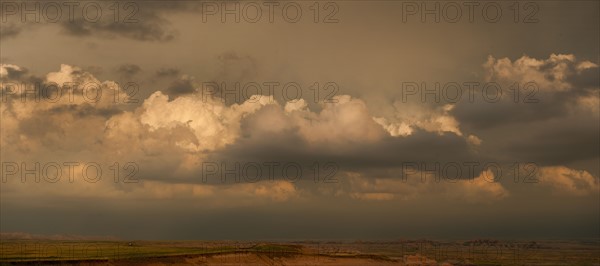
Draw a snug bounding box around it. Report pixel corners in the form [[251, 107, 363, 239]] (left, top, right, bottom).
[[0, 239, 598, 265]]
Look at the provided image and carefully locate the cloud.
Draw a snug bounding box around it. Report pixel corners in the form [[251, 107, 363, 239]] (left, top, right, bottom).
[[0, 23, 22, 39], [115, 64, 142, 78], [137, 91, 275, 152], [1, 59, 597, 207], [375, 103, 463, 137], [164, 75, 196, 98], [133, 179, 298, 203], [59, 16, 177, 42], [285, 96, 387, 144], [1, 64, 133, 153], [466, 135, 482, 146], [0, 64, 43, 84], [214, 52, 259, 82], [156, 67, 180, 78], [456, 54, 599, 130], [536, 166, 598, 196], [0, 170, 298, 205], [483, 54, 598, 92], [141, 94, 391, 157], [2, 64, 484, 207], [372, 117, 413, 137], [345, 169, 509, 203], [0, 1, 195, 41], [452, 54, 599, 169]]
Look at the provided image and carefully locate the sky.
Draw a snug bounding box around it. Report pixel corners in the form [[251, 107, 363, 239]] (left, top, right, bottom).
[[0, 0, 599, 240]]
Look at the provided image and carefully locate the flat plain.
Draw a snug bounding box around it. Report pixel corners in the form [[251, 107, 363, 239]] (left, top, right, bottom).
[[0, 239, 598, 265]]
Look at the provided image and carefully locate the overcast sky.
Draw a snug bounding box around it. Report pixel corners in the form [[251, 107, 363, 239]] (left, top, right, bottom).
[[0, 0, 598, 240]]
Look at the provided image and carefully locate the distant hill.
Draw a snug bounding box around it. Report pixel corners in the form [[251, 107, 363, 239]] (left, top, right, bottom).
[[0, 232, 120, 241]]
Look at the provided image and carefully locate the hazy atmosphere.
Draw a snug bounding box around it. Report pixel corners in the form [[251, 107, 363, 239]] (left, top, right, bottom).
[[1, 0, 599, 246]]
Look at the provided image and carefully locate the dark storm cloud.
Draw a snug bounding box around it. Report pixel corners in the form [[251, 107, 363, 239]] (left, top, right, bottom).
[[451, 55, 599, 173], [47, 103, 123, 118], [116, 63, 142, 78], [453, 91, 567, 130], [164, 75, 196, 98], [0, 23, 21, 39], [201, 105, 485, 183], [60, 16, 177, 42], [455, 56, 599, 130], [568, 67, 600, 90], [497, 115, 599, 166], [0, 65, 40, 82], [0, 65, 45, 100], [1, 1, 200, 41], [57, 0, 203, 41]]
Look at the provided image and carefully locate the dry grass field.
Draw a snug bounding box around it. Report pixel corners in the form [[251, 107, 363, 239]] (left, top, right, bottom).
[[0, 239, 598, 265]]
